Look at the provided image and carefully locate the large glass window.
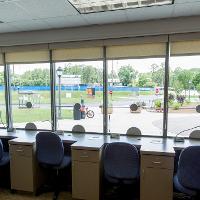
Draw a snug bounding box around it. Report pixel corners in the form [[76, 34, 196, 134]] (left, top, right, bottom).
[[0, 65, 6, 128], [55, 61, 103, 133], [107, 58, 165, 135], [168, 55, 200, 137], [10, 63, 51, 129]]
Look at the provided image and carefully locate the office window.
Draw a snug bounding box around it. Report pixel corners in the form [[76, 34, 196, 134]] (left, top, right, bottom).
[[0, 65, 6, 128], [55, 61, 103, 133], [168, 55, 200, 137], [10, 63, 51, 129], [107, 58, 165, 135]]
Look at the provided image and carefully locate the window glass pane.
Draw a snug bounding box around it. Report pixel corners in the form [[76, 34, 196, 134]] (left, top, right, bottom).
[[0, 65, 6, 128], [10, 63, 51, 129], [168, 55, 200, 137], [107, 58, 165, 136], [55, 61, 103, 133]]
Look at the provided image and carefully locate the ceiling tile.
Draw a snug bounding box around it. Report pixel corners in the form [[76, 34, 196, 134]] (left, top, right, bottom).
[[174, 0, 200, 4], [172, 2, 200, 17], [9, 19, 51, 32], [83, 10, 128, 25], [0, 23, 20, 33], [0, 1, 33, 23], [15, 0, 79, 19], [126, 5, 174, 21], [43, 15, 88, 28]]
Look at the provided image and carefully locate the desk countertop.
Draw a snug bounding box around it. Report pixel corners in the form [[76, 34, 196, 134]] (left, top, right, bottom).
[[1, 129, 200, 156]]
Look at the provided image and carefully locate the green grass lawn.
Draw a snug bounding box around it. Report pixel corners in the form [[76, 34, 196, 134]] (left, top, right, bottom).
[[0, 89, 155, 124], [12, 108, 73, 123], [0, 108, 73, 124]]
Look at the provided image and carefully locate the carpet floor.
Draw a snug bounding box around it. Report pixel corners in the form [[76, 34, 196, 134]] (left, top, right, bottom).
[[0, 189, 72, 200]]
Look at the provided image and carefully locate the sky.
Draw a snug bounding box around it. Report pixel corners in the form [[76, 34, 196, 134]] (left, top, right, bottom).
[[6, 55, 200, 75]]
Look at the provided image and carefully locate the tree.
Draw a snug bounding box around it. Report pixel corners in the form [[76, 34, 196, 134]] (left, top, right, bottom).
[[63, 64, 103, 84], [151, 63, 165, 86], [137, 73, 154, 88], [196, 83, 200, 93], [19, 68, 50, 86], [192, 72, 200, 87], [0, 72, 4, 86], [118, 65, 138, 86], [177, 70, 194, 95]]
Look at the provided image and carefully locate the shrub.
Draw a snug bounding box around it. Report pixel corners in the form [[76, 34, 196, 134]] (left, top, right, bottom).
[[185, 99, 191, 105], [136, 101, 146, 107], [154, 100, 162, 109], [176, 95, 185, 105], [173, 102, 180, 110], [168, 93, 175, 102]]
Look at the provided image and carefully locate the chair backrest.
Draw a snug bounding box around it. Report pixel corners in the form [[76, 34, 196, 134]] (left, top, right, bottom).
[[36, 132, 64, 166], [177, 146, 200, 190], [0, 139, 3, 161], [189, 130, 200, 139], [25, 122, 37, 130], [126, 127, 141, 136], [103, 142, 139, 180], [72, 125, 85, 133]]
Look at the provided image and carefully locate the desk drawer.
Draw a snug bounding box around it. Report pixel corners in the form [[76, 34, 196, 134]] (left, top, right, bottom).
[[141, 155, 174, 169], [72, 149, 100, 162], [10, 145, 33, 157]]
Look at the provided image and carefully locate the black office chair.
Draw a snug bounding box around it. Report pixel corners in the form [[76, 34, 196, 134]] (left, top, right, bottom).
[[0, 139, 10, 188], [36, 132, 71, 200], [174, 146, 200, 200], [103, 142, 140, 199], [25, 122, 37, 130]]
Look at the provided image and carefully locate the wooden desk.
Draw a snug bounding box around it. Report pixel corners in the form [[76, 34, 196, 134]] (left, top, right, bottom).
[[0, 129, 200, 200]]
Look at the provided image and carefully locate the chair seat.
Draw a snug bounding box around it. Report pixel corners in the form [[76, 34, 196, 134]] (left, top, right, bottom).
[[54, 155, 71, 170], [105, 173, 137, 185], [174, 175, 197, 196], [0, 152, 10, 167]]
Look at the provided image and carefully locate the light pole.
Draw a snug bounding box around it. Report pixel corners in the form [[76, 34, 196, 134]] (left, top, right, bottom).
[[189, 80, 192, 101], [57, 67, 63, 119]]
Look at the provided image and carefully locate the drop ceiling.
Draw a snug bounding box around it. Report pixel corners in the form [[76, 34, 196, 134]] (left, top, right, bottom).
[[0, 0, 199, 33]]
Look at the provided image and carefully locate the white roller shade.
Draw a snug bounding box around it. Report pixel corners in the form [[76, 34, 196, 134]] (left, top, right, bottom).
[[5, 50, 50, 64], [0, 54, 3, 65], [52, 47, 103, 62], [106, 42, 166, 59], [171, 40, 200, 56]]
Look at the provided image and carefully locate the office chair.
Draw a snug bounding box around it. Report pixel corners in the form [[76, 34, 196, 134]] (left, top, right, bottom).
[[189, 130, 200, 139], [72, 125, 85, 133], [103, 142, 140, 199], [0, 139, 10, 167], [0, 139, 10, 188], [36, 132, 71, 200], [25, 122, 37, 130], [174, 146, 200, 199], [126, 127, 141, 136]]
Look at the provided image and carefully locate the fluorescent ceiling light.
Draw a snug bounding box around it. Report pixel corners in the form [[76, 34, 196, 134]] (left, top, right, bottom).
[[68, 0, 174, 14]]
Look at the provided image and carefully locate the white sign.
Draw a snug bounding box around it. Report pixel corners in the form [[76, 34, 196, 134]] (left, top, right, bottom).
[[58, 75, 81, 85]]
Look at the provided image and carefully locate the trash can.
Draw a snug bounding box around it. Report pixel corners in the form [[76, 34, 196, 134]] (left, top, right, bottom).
[[73, 103, 81, 120]]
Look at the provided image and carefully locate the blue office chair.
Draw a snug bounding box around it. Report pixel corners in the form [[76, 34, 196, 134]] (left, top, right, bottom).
[[174, 146, 200, 199], [36, 132, 71, 200], [0, 139, 10, 188], [0, 139, 10, 167], [103, 142, 140, 198]]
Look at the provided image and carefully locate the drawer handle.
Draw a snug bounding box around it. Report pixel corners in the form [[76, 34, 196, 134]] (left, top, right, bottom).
[[152, 161, 161, 164], [16, 149, 24, 152], [80, 155, 89, 158]]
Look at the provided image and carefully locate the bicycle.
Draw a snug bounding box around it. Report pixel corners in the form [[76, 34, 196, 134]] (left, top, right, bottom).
[[85, 107, 95, 118]]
